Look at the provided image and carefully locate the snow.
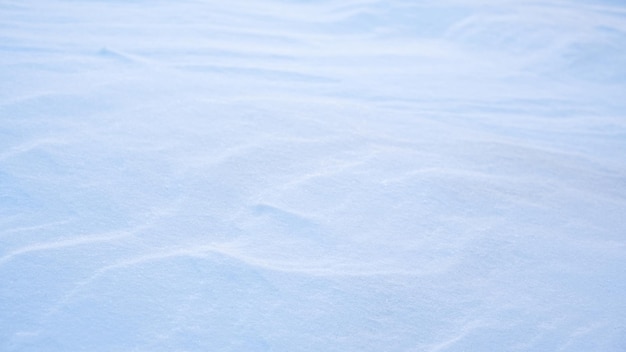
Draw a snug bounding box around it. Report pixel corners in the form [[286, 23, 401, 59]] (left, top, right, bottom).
[[1, 0, 625, 351]]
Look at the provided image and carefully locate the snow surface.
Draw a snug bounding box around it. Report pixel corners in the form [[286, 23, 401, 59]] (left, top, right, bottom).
[[1, 0, 626, 350]]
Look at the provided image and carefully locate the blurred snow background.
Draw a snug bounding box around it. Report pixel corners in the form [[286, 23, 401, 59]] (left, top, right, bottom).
[[1, 0, 625, 351]]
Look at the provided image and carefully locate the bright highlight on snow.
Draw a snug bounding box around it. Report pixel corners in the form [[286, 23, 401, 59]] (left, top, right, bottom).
[[1, 0, 625, 351]]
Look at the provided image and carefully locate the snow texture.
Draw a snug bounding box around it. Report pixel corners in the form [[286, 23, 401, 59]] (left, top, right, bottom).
[[1, 0, 625, 351]]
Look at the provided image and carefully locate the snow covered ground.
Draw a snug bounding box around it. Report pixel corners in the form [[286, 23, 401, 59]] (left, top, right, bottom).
[[1, 0, 626, 350]]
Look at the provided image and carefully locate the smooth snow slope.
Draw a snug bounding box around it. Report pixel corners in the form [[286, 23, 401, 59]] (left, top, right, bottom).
[[1, 0, 626, 351]]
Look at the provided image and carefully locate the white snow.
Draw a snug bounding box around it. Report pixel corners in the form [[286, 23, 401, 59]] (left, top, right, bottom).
[[1, 0, 625, 351]]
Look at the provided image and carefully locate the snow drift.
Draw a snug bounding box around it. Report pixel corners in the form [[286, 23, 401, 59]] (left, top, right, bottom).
[[1, 0, 625, 351]]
